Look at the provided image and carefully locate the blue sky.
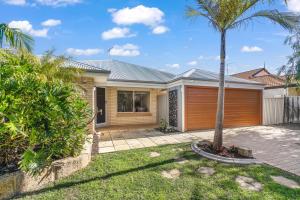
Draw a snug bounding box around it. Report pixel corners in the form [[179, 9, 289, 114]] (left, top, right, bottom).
[[1, 0, 300, 75]]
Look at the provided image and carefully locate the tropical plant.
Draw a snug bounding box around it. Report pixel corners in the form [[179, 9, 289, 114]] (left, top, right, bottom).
[[0, 50, 91, 175], [186, 0, 299, 150], [0, 23, 34, 52], [278, 30, 300, 86]]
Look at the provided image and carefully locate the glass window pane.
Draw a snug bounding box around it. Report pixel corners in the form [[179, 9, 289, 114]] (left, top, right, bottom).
[[118, 91, 133, 112], [134, 92, 150, 112]]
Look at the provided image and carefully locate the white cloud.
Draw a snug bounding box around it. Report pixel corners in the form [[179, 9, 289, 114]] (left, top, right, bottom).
[[8, 20, 48, 37], [110, 5, 169, 34], [166, 63, 180, 68], [241, 46, 263, 52], [287, 0, 300, 12], [109, 43, 140, 57], [41, 19, 61, 27], [3, 0, 26, 5], [35, 0, 81, 7], [152, 25, 169, 34], [187, 60, 197, 66], [66, 48, 102, 56], [111, 5, 164, 27], [101, 27, 136, 40]]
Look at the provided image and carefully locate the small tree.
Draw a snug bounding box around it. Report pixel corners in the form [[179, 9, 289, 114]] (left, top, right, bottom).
[[186, 0, 299, 150], [278, 30, 300, 86], [0, 50, 90, 175]]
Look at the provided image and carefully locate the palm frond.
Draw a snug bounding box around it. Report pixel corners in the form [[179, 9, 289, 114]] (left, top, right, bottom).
[[230, 10, 300, 31], [0, 23, 34, 52]]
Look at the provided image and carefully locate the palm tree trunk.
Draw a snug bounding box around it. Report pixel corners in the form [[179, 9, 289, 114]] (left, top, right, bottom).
[[213, 30, 226, 151]]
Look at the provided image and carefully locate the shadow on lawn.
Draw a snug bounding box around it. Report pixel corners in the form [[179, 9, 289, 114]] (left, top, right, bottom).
[[15, 155, 196, 199]]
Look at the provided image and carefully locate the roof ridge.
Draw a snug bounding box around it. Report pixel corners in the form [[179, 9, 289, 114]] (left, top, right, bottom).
[[231, 67, 264, 76]]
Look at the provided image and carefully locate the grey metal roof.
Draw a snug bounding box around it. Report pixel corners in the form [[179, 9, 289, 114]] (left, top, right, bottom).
[[64, 60, 110, 74], [81, 60, 175, 83], [69, 59, 262, 85], [171, 68, 264, 85]]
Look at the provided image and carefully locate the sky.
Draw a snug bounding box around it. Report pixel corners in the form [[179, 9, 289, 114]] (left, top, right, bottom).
[[1, 0, 300, 75]]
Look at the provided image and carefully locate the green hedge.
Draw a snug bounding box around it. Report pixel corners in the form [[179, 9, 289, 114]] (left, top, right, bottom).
[[0, 50, 90, 175]]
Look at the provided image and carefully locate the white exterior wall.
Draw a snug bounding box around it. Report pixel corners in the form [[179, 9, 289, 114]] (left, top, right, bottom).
[[264, 88, 286, 98]]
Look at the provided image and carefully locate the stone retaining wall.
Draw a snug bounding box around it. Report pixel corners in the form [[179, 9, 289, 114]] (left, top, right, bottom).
[[0, 135, 93, 200]]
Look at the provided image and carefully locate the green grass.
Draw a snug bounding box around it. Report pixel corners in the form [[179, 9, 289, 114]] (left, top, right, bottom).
[[16, 143, 300, 200]]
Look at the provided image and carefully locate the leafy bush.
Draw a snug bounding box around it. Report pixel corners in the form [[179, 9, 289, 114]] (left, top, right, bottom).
[[0, 50, 90, 175]]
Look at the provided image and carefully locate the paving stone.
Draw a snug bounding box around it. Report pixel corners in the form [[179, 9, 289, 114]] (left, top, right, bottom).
[[99, 141, 113, 147], [112, 140, 127, 146], [126, 139, 144, 149], [172, 148, 184, 152], [137, 138, 157, 147], [114, 145, 130, 151], [149, 152, 160, 158], [271, 176, 300, 189], [98, 147, 115, 153], [161, 169, 181, 179], [197, 167, 215, 176], [235, 176, 263, 191]]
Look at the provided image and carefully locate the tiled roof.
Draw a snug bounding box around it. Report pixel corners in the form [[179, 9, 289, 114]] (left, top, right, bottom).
[[232, 68, 285, 87], [171, 68, 263, 85], [232, 68, 265, 79], [250, 75, 285, 87]]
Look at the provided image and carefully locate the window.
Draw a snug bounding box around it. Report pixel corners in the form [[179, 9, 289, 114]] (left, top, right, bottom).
[[117, 91, 150, 112]]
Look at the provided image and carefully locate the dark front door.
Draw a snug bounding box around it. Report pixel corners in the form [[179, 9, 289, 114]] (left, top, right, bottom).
[[96, 87, 106, 124]]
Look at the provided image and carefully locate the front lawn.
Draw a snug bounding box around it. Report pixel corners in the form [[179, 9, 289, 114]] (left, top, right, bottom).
[[16, 143, 300, 200]]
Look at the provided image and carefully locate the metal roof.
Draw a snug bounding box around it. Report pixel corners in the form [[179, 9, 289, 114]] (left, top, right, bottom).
[[69, 59, 263, 85], [64, 60, 110, 74], [171, 68, 264, 85], [81, 60, 175, 83]]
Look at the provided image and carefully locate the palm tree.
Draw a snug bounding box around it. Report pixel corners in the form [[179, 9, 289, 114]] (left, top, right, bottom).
[[186, 0, 299, 150], [0, 23, 34, 52]]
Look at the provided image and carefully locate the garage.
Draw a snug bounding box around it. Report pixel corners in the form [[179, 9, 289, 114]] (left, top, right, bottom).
[[185, 86, 262, 131]]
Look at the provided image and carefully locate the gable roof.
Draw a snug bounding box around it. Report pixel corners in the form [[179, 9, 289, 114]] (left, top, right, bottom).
[[232, 67, 285, 87], [232, 68, 269, 79], [81, 60, 175, 83], [172, 68, 263, 85]]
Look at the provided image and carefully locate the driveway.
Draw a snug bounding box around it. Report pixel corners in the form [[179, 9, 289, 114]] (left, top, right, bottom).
[[223, 125, 300, 176], [95, 125, 300, 176]]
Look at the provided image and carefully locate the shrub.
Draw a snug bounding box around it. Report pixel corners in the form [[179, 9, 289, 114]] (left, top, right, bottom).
[[0, 50, 90, 175]]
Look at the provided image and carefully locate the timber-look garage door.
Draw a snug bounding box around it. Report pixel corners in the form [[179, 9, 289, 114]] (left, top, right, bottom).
[[185, 86, 262, 131]]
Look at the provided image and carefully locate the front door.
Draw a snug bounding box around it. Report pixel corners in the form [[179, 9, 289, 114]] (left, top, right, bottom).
[[96, 87, 106, 124]]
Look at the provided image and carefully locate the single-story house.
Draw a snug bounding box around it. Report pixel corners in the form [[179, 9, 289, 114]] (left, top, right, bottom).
[[70, 60, 264, 132], [232, 67, 300, 98]]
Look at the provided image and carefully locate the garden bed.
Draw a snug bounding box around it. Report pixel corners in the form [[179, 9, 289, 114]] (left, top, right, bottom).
[[191, 141, 262, 165]]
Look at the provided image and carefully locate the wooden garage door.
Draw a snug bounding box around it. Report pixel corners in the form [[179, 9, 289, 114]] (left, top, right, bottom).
[[185, 86, 262, 131]]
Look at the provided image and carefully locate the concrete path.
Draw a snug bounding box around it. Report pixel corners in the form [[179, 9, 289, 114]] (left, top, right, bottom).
[[94, 125, 300, 176]]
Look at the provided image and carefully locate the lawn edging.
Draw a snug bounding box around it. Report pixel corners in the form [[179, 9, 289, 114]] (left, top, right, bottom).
[[191, 142, 262, 165], [0, 134, 93, 200]]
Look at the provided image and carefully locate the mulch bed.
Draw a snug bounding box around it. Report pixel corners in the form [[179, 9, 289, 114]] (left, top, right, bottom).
[[197, 142, 251, 159]]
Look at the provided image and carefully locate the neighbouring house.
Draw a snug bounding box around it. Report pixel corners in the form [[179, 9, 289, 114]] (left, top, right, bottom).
[[232, 67, 300, 98], [70, 60, 264, 132]]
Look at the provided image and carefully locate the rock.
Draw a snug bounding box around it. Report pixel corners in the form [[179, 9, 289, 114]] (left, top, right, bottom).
[[161, 169, 181, 179], [149, 152, 160, 158], [237, 146, 253, 158], [174, 157, 189, 164], [172, 148, 183, 152], [197, 167, 215, 176], [271, 176, 300, 189], [235, 176, 262, 191]]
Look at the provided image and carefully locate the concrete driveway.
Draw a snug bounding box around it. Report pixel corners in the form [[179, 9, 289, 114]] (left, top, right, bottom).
[[223, 125, 300, 176], [95, 125, 300, 176]]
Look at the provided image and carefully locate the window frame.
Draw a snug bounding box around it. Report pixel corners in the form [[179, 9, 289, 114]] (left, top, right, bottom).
[[117, 90, 150, 113]]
